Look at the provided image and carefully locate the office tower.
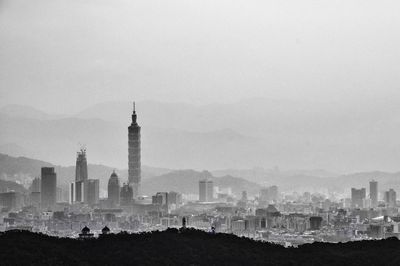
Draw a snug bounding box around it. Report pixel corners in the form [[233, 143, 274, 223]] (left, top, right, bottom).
[[199, 179, 214, 202], [29, 191, 41, 208], [351, 188, 366, 208], [128, 102, 141, 198], [56, 187, 63, 202], [29, 177, 41, 207], [85, 179, 99, 206], [74, 180, 85, 203], [30, 177, 41, 193], [369, 180, 378, 208], [69, 182, 75, 204], [120, 183, 133, 206], [152, 192, 168, 205], [41, 167, 57, 210], [0, 192, 23, 210], [385, 189, 397, 208], [72, 149, 89, 203], [108, 171, 120, 207], [168, 191, 182, 206], [75, 148, 88, 182]]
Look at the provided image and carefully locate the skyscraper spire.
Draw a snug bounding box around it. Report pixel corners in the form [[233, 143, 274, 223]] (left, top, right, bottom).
[[131, 101, 137, 125]]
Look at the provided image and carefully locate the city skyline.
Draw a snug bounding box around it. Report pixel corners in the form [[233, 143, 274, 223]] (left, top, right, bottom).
[[1, 1, 400, 263], [0, 94, 399, 251]]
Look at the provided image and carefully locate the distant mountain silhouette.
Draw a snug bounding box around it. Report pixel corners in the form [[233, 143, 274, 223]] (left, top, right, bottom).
[[4, 99, 400, 172], [0, 104, 65, 120], [0, 107, 260, 170], [0, 179, 27, 194], [141, 169, 261, 197], [0, 153, 171, 192], [3, 153, 400, 196], [0, 229, 400, 265]]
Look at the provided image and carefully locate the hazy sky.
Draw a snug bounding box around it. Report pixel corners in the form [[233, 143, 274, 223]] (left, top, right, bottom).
[[1, 0, 400, 114]]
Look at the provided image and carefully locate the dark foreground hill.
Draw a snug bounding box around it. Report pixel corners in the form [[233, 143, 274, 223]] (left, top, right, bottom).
[[1, 229, 400, 266]]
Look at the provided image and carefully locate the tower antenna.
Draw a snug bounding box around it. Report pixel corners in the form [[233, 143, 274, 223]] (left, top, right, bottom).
[[133, 101, 135, 112]]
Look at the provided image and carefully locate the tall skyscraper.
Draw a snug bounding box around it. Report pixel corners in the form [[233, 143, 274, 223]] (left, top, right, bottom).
[[73, 149, 88, 203], [128, 102, 141, 198], [108, 171, 120, 207], [199, 179, 214, 202], [120, 183, 133, 206], [351, 188, 366, 208], [30, 177, 41, 193], [385, 188, 397, 208], [84, 179, 99, 206], [369, 180, 378, 208], [41, 167, 57, 210], [75, 148, 88, 182]]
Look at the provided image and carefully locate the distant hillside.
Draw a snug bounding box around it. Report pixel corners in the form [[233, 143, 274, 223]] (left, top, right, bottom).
[[75, 99, 400, 172], [1, 229, 400, 265], [141, 170, 261, 197], [328, 171, 400, 194], [0, 110, 263, 170], [0, 180, 27, 194], [0, 104, 65, 120], [0, 153, 171, 191], [0, 153, 53, 176]]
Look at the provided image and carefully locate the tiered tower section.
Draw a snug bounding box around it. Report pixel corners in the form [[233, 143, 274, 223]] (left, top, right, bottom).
[[128, 102, 141, 198]]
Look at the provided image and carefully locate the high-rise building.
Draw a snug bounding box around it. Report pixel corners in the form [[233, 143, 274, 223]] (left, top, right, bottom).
[[199, 179, 214, 202], [74, 180, 85, 203], [29, 192, 41, 208], [75, 148, 88, 182], [56, 187, 63, 202], [152, 192, 168, 205], [41, 167, 57, 210], [108, 171, 120, 207], [0, 191, 23, 210], [69, 182, 75, 204], [168, 191, 182, 206], [369, 180, 378, 208], [385, 188, 397, 208], [71, 149, 90, 203], [120, 183, 133, 206], [30, 177, 41, 193], [128, 102, 141, 198], [351, 188, 366, 208], [29, 177, 41, 207], [85, 179, 99, 206]]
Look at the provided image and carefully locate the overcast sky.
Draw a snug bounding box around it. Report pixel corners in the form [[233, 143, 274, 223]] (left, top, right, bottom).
[[1, 0, 400, 114]]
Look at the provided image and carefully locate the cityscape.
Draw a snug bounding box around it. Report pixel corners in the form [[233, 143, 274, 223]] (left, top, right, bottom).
[[0, 104, 399, 247], [2, 0, 400, 264]]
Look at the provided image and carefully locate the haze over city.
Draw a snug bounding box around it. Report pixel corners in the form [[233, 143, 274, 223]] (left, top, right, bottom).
[[2, 1, 400, 262], [2, 0, 400, 173]]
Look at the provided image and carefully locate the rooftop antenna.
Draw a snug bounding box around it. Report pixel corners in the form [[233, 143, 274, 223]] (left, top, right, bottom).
[[78, 143, 86, 153], [133, 101, 136, 113]]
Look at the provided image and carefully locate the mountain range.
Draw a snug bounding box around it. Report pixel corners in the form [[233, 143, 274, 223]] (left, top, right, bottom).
[[0, 153, 261, 197], [3, 99, 400, 172], [2, 153, 400, 198]]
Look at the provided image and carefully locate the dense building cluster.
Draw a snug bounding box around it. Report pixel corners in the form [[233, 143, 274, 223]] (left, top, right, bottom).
[[0, 103, 399, 247]]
